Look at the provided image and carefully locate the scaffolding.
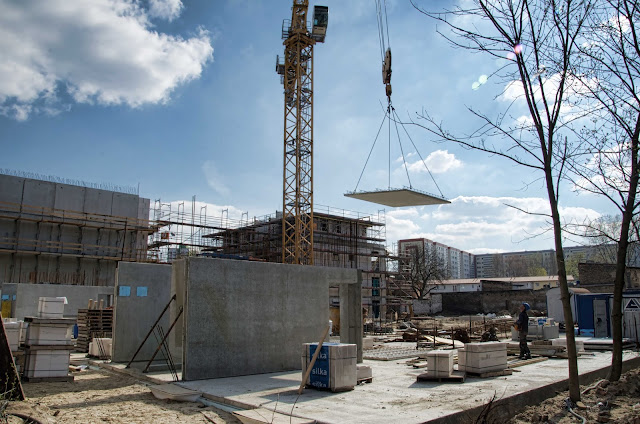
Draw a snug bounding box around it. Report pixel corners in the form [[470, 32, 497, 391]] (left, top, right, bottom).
[[0, 200, 152, 285], [147, 199, 416, 319]]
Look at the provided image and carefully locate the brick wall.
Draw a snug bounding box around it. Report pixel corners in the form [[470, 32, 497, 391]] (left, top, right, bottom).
[[442, 290, 547, 315]]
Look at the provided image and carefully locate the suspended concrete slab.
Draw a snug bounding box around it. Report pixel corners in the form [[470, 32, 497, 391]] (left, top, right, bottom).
[[344, 188, 450, 207]]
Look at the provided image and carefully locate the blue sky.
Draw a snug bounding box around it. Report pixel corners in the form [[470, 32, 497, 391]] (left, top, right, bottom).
[[0, 0, 613, 254]]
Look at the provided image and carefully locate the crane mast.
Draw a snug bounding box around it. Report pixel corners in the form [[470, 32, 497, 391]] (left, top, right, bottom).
[[276, 1, 327, 265]]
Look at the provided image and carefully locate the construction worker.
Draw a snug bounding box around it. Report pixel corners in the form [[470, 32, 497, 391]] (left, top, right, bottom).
[[515, 302, 532, 359]]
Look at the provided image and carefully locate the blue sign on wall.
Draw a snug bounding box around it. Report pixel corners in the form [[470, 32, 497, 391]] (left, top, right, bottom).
[[118, 286, 131, 297], [309, 344, 330, 389], [136, 286, 148, 297]]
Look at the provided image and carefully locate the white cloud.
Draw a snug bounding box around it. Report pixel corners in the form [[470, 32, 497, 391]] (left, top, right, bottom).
[[202, 160, 230, 197], [0, 0, 213, 120], [423, 150, 462, 173], [383, 195, 602, 253], [149, 0, 183, 21]]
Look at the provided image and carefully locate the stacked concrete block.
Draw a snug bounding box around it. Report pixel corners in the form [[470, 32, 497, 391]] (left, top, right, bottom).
[[425, 350, 454, 378], [21, 299, 75, 380], [302, 343, 357, 392], [511, 321, 560, 341], [458, 342, 507, 374], [356, 364, 372, 381], [3, 319, 23, 352], [551, 338, 585, 353], [37, 297, 66, 319], [89, 338, 112, 359]]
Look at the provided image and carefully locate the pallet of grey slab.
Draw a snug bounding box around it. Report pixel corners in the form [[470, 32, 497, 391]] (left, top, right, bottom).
[[149, 384, 201, 402], [464, 368, 512, 378], [416, 370, 466, 383], [583, 338, 635, 351]]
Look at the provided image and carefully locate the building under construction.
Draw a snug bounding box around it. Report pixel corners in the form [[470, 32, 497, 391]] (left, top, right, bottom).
[[148, 201, 396, 318], [0, 170, 151, 287]]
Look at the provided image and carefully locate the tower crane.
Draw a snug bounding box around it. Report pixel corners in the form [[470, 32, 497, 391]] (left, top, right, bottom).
[[276, 1, 328, 265]]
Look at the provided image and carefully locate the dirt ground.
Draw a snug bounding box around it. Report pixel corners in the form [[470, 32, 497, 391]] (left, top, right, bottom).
[[508, 366, 640, 424], [6, 368, 241, 424]]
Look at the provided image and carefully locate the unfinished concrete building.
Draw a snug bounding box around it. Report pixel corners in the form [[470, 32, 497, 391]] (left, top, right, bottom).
[[148, 202, 391, 318], [0, 170, 151, 287]]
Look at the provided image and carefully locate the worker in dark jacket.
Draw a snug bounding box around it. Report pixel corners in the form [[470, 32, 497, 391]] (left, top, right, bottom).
[[515, 302, 531, 359]]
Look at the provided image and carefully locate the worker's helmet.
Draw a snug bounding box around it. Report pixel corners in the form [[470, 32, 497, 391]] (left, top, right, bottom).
[[523, 302, 531, 311]]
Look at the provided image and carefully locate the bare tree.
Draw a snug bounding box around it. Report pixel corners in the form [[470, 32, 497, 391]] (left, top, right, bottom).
[[563, 0, 640, 381], [410, 0, 593, 401], [401, 244, 450, 300]]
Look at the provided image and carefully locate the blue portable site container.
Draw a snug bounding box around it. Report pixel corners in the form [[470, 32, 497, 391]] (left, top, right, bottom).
[[574, 293, 612, 337]]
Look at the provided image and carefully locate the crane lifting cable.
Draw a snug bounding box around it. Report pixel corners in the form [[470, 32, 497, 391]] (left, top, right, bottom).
[[344, 0, 449, 208]]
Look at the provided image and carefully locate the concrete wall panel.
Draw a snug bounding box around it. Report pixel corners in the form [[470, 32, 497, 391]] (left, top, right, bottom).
[[83, 189, 113, 215], [112, 262, 172, 363], [181, 258, 358, 380], [22, 179, 55, 209], [111, 193, 138, 218], [0, 175, 25, 206], [54, 184, 85, 213]]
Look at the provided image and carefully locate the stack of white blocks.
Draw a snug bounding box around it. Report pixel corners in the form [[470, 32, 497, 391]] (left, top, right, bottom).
[[425, 350, 454, 377], [23, 297, 74, 379], [512, 317, 560, 341], [301, 343, 357, 392], [458, 342, 507, 374], [89, 337, 112, 358], [3, 318, 24, 352], [551, 338, 585, 353]]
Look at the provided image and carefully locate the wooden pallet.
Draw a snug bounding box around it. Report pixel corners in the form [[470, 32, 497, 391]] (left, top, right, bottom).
[[508, 356, 548, 368], [416, 370, 466, 383], [358, 377, 373, 384], [22, 375, 74, 383], [76, 309, 113, 353]]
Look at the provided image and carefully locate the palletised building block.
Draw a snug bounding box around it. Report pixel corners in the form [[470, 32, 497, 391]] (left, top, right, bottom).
[[542, 325, 560, 340], [302, 343, 357, 391], [24, 350, 71, 378], [89, 338, 112, 358], [25, 323, 72, 346], [426, 350, 454, 377], [463, 342, 507, 353], [458, 342, 507, 373], [363, 337, 375, 350], [551, 338, 585, 352], [4, 321, 22, 351], [38, 297, 65, 319], [357, 364, 372, 380]]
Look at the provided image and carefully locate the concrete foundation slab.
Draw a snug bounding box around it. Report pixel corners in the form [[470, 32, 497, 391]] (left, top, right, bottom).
[[178, 351, 640, 424]]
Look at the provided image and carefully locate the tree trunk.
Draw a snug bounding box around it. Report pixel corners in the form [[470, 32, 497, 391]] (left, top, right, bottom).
[[609, 125, 639, 381], [546, 165, 581, 402]]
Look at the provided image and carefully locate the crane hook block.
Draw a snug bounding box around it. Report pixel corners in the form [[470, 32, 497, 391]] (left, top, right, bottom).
[[382, 48, 392, 85]]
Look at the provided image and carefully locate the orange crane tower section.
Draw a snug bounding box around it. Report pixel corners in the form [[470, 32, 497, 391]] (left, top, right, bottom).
[[276, 1, 328, 265]]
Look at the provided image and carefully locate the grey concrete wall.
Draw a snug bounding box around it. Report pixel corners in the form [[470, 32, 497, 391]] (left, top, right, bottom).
[[169, 259, 187, 364], [179, 258, 359, 381], [340, 271, 363, 363], [0, 173, 149, 286], [112, 262, 172, 363], [5, 283, 114, 319]]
